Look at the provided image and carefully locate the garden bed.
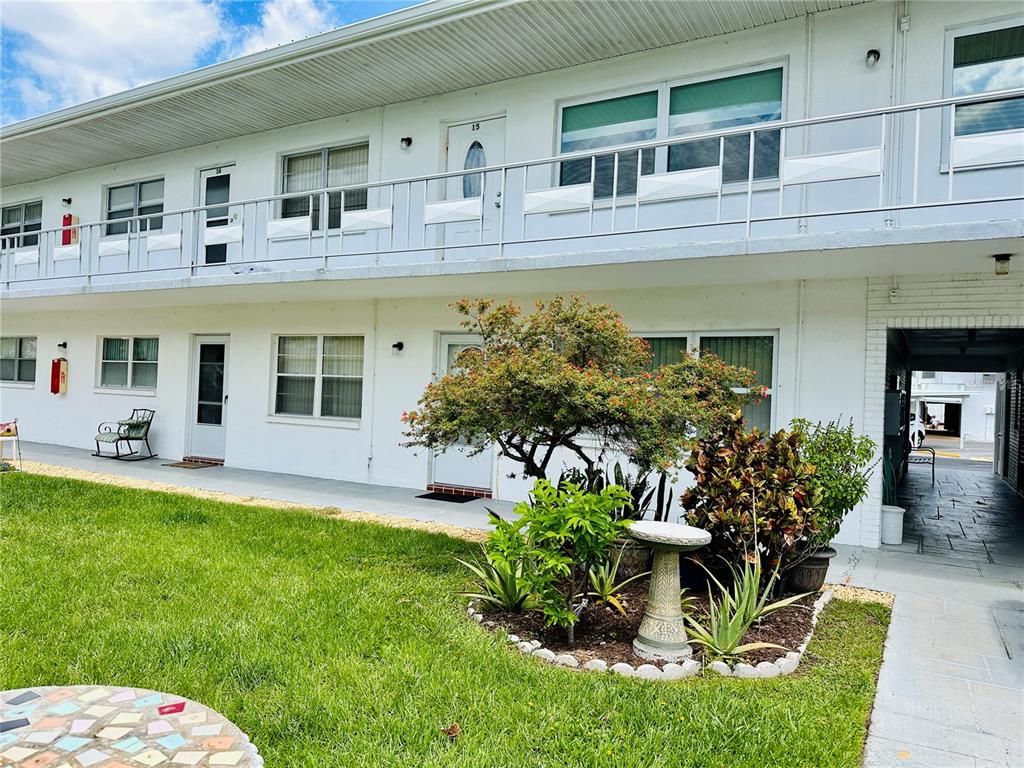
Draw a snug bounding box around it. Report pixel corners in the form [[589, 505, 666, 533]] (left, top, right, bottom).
[[484, 577, 817, 667]]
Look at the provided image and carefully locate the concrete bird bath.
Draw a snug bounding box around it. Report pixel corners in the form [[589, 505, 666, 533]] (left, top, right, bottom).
[[628, 520, 711, 661]]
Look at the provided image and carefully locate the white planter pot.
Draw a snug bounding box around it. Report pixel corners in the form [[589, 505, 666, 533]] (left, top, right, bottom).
[[880, 504, 905, 545]]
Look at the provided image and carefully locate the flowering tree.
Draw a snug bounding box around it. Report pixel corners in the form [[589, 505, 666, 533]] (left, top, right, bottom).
[[403, 296, 761, 481]]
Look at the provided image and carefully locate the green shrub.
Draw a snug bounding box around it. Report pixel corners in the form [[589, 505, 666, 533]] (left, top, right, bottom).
[[792, 418, 876, 550], [681, 411, 819, 574], [482, 480, 631, 643]]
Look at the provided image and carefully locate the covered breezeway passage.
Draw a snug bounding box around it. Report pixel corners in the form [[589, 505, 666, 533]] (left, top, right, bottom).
[[880, 325, 1024, 518]]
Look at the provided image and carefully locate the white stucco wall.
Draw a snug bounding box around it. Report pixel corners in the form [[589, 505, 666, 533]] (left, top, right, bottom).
[[0, 277, 869, 513]]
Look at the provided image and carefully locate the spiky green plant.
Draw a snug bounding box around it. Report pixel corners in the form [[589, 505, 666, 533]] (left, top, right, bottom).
[[684, 552, 811, 660], [586, 545, 650, 616], [456, 547, 537, 612]]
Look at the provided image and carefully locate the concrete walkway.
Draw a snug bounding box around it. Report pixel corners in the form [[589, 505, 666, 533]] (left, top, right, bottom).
[[830, 463, 1024, 768], [13, 441, 510, 531]]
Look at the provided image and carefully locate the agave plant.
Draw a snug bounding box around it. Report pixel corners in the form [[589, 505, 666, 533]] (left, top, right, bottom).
[[456, 547, 537, 612], [684, 550, 811, 660], [586, 545, 650, 616]]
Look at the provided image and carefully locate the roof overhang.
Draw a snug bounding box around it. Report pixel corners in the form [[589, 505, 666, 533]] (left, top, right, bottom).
[[0, 0, 870, 187]]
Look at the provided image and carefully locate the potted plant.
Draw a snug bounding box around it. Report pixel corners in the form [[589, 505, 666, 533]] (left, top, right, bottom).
[[786, 418, 876, 591], [880, 447, 905, 545]]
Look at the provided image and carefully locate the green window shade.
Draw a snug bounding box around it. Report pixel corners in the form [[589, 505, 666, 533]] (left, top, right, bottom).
[[668, 68, 783, 183], [953, 26, 1024, 136], [643, 336, 688, 370], [669, 69, 783, 130], [561, 91, 658, 198], [700, 335, 773, 387], [954, 25, 1024, 67], [132, 338, 159, 362], [102, 338, 129, 362], [561, 92, 659, 149]]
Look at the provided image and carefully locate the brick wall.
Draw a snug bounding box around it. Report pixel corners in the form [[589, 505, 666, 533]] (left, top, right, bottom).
[[862, 273, 1024, 547]]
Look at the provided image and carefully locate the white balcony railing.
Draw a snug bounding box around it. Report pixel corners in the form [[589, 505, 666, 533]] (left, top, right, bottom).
[[3, 89, 1023, 289]]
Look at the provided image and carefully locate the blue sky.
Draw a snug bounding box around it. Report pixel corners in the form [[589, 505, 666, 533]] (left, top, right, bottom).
[[1, 1, 422, 125]]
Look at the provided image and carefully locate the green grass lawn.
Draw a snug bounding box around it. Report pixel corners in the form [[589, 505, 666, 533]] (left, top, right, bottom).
[[0, 473, 889, 767]]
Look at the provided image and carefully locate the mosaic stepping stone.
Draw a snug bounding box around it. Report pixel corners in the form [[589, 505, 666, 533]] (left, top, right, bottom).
[[0, 686, 262, 766]]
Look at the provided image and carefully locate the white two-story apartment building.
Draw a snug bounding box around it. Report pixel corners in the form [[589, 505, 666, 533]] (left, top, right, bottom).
[[2, 0, 1022, 547]]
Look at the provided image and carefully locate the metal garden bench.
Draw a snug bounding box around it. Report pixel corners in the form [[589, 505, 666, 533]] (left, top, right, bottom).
[[94, 408, 157, 460]]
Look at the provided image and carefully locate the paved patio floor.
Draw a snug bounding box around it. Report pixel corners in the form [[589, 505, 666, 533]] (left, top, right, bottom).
[[831, 462, 1024, 768], [8, 443, 1023, 767], [13, 441, 511, 531]]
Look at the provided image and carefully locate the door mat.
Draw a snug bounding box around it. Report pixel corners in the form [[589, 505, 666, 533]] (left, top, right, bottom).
[[416, 491, 478, 503], [163, 461, 218, 469]]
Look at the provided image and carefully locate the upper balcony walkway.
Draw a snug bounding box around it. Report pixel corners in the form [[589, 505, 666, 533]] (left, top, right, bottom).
[[3, 89, 1023, 296]]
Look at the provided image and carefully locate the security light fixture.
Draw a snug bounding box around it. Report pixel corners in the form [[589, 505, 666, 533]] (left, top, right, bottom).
[[392, 341, 405, 355], [993, 253, 1011, 276], [61, 197, 72, 206], [865, 49, 881, 68], [57, 342, 68, 349], [400, 137, 413, 150]]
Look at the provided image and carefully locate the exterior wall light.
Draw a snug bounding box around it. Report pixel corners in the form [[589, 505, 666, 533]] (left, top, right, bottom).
[[400, 137, 413, 150], [993, 254, 1011, 276], [392, 341, 405, 355], [865, 49, 881, 68]]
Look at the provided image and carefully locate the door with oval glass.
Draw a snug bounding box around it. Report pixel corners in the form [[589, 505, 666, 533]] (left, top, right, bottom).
[[431, 334, 493, 491], [444, 117, 506, 248], [198, 166, 238, 265], [189, 335, 229, 460]]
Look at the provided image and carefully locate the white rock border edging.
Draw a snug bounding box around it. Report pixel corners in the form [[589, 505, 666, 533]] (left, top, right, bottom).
[[466, 588, 834, 681]]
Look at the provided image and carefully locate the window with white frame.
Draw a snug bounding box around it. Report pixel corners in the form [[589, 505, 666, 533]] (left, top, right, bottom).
[[949, 23, 1023, 136], [0, 336, 37, 383], [1, 201, 42, 249], [105, 179, 164, 236], [281, 144, 369, 229], [274, 335, 364, 419], [559, 66, 784, 197], [637, 332, 775, 430], [99, 337, 159, 388]]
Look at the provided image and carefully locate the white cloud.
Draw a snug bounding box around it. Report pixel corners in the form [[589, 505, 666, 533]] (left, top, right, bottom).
[[227, 0, 343, 58], [1, 1, 224, 120], [0, 0, 344, 123]]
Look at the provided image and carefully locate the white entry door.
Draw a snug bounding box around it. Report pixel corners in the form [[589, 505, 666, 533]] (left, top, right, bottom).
[[444, 117, 506, 246], [189, 336, 229, 460], [431, 334, 493, 490], [198, 166, 239, 265]]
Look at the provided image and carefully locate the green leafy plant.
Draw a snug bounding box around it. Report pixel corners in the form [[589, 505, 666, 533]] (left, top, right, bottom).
[[559, 462, 674, 521], [403, 296, 757, 482], [882, 448, 898, 506], [681, 411, 820, 575], [586, 545, 650, 615], [0, 461, 16, 472], [456, 548, 537, 612], [792, 418, 876, 550], [684, 550, 811, 660], [516, 480, 632, 643]]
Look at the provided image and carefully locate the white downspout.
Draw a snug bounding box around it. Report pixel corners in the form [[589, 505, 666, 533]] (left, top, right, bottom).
[[366, 298, 379, 482]]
